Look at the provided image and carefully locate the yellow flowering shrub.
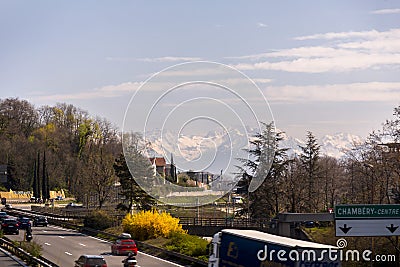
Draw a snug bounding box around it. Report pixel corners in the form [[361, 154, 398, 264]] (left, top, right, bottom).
[[122, 209, 185, 240]]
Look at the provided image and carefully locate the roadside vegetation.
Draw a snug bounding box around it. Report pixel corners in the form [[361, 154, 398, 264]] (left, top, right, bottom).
[[122, 209, 209, 260], [2, 98, 400, 262], [18, 240, 43, 258], [83, 210, 114, 230], [2, 98, 400, 220]]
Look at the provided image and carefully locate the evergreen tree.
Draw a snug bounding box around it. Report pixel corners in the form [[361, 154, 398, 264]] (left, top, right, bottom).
[[298, 131, 321, 212], [32, 156, 38, 199], [35, 151, 41, 200], [169, 153, 177, 183], [236, 122, 288, 219], [114, 152, 155, 211], [42, 150, 50, 201]]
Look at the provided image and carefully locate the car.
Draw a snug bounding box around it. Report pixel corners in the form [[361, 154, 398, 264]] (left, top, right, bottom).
[[66, 202, 81, 208], [33, 216, 48, 227], [111, 239, 138, 256], [4, 204, 12, 210], [55, 195, 63, 200], [1, 218, 20, 234], [0, 211, 8, 222], [118, 232, 132, 239], [304, 221, 315, 228], [17, 217, 32, 230], [74, 255, 107, 267]]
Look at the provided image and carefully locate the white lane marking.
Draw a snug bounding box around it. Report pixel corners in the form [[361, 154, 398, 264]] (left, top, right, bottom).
[[52, 225, 183, 266], [50, 225, 74, 232], [79, 243, 86, 247], [44, 243, 51, 246], [138, 251, 184, 267], [58, 236, 65, 239], [65, 252, 72, 256], [88, 235, 109, 243], [42, 230, 48, 233]]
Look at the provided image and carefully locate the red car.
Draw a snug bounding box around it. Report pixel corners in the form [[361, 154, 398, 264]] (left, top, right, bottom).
[[111, 239, 138, 256]]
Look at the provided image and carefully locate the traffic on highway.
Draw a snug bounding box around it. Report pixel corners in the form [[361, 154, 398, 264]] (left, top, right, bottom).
[[1, 209, 183, 267]]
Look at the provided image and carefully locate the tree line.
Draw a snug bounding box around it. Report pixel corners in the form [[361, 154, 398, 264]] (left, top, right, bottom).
[[236, 105, 400, 220], [0, 98, 123, 207], [1, 97, 399, 216]]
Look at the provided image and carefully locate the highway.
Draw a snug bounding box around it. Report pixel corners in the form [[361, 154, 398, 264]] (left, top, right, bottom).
[[5, 224, 183, 267]]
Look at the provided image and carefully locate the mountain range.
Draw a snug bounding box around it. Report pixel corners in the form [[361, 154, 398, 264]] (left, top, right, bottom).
[[145, 128, 363, 175]]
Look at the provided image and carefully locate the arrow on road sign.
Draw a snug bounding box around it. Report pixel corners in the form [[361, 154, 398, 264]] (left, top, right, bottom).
[[339, 224, 352, 234], [386, 224, 399, 233]]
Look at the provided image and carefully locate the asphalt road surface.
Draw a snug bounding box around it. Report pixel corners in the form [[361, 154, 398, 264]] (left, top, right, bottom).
[[5, 224, 183, 267]]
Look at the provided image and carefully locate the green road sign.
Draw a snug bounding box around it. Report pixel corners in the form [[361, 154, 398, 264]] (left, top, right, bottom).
[[335, 204, 400, 219]]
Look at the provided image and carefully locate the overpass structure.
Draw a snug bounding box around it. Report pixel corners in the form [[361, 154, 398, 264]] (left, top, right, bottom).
[[277, 212, 335, 237], [179, 213, 335, 238]]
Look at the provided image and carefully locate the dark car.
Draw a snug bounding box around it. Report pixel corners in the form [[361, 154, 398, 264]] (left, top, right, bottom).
[[0, 211, 8, 222], [304, 221, 315, 228], [1, 218, 20, 234], [33, 216, 48, 227], [17, 217, 32, 230], [74, 255, 107, 267]]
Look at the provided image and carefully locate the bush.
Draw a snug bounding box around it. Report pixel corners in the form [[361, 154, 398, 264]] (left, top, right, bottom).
[[165, 231, 209, 257], [20, 241, 43, 258], [122, 209, 185, 241], [83, 210, 113, 230]]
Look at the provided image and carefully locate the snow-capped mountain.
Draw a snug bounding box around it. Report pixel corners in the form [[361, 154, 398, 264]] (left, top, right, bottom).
[[320, 133, 363, 158], [144, 128, 363, 174], [145, 128, 250, 175], [279, 132, 363, 158]]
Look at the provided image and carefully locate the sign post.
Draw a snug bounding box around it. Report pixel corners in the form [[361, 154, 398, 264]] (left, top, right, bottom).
[[335, 204, 400, 237]]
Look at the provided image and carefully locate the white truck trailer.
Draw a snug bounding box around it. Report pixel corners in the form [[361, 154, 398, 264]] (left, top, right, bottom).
[[208, 229, 340, 267]]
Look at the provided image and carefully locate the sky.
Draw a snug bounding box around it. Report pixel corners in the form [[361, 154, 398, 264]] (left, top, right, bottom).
[[1, 0, 400, 140]]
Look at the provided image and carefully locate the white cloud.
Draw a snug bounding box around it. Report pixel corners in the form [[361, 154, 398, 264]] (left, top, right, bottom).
[[31, 82, 142, 101], [138, 56, 202, 63], [294, 29, 385, 41], [233, 47, 354, 60], [264, 82, 400, 103], [232, 28, 400, 73], [106, 56, 202, 63], [235, 52, 400, 73], [105, 57, 136, 62], [257, 22, 268, 28], [252, 78, 273, 84], [371, 8, 400, 14]]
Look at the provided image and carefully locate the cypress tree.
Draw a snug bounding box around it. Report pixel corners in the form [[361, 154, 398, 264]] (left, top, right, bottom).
[[32, 157, 38, 200], [42, 150, 47, 202], [36, 151, 41, 200]]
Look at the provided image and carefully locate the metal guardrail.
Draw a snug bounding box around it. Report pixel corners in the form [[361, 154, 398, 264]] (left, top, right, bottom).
[[8, 208, 208, 267], [0, 236, 57, 267]]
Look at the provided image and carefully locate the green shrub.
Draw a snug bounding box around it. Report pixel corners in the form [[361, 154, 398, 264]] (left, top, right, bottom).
[[122, 209, 185, 241], [165, 231, 209, 257], [83, 210, 113, 230], [0, 185, 8, 192], [20, 241, 43, 258]]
